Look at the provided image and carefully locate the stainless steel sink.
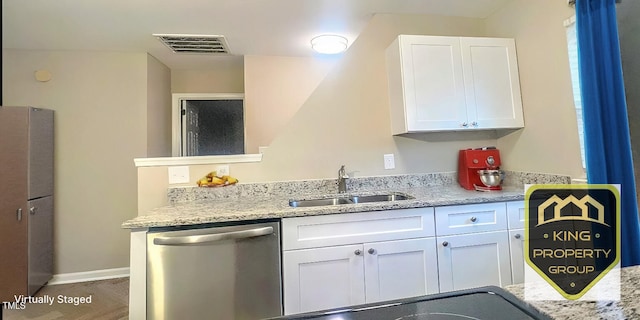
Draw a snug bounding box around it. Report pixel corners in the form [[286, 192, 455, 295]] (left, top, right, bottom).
[[289, 193, 412, 208], [350, 194, 410, 203], [288, 198, 353, 208]]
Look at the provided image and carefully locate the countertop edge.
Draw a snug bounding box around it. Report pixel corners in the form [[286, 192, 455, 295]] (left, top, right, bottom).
[[122, 186, 525, 229]]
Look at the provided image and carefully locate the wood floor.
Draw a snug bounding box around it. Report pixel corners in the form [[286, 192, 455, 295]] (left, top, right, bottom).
[[2, 278, 129, 320]]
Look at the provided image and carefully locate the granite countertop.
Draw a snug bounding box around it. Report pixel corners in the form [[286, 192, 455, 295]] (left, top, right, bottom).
[[505, 265, 640, 319], [122, 183, 525, 228]]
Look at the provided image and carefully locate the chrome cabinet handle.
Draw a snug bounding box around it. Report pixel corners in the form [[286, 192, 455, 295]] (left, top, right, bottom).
[[17, 208, 23, 221], [442, 241, 449, 247], [471, 121, 478, 127], [355, 249, 362, 256], [461, 122, 469, 127], [515, 234, 522, 239], [30, 207, 37, 215], [368, 248, 376, 255], [470, 216, 477, 222], [154, 226, 274, 246]]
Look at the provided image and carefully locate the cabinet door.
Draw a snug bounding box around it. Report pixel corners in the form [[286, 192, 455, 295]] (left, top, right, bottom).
[[437, 231, 512, 292], [282, 245, 365, 315], [507, 201, 526, 229], [0, 111, 29, 301], [460, 37, 524, 129], [27, 196, 53, 295], [28, 108, 54, 199], [509, 229, 525, 284], [398, 35, 468, 131], [364, 238, 439, 303]]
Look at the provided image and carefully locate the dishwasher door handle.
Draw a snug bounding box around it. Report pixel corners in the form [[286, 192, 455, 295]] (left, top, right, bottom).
[[153, 226, 274, 246]]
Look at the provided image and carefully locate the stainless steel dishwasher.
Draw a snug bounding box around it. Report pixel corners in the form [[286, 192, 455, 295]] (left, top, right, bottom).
[[147, 220, 282, 320]]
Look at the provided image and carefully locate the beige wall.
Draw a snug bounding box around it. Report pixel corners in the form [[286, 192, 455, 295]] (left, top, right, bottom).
[[2, 5, 586, 274], [171, 58, 244, 93], [137, 13, 493, 212], [244, 55, 336, 154], [3, 50, 148, 274], [146, 54, 172, 157], [241, 14, 491, 181], [138, 9, 587, 213], [168, 56, 332, 154], [488, 0, 584, 178]]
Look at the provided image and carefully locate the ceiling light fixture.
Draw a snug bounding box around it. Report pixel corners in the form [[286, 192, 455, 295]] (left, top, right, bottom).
[[311, 35, 348, 54]]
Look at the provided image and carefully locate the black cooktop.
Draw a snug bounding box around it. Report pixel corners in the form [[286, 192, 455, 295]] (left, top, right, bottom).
[[269, 286, 551, 320]]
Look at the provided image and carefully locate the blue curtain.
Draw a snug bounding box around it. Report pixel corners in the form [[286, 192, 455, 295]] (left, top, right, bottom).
[[576, 0, 640, 267]]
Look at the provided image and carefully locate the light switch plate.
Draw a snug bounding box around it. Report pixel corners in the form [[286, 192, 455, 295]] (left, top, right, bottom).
[[168, 166, 190, 184], [384, 154, 395, 170]]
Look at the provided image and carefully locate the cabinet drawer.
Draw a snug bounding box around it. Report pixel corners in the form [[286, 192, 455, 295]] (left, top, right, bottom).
[[507, 201, 525, 229], [282, 208, 435, 250], [435, 203, 507, 236]]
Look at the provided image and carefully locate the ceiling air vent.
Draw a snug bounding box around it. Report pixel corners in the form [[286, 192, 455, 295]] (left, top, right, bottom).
[[153, 34, 231, 55]]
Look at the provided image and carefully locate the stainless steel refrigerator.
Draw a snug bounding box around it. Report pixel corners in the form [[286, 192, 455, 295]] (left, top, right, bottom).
[[0, 106, 54, 302]]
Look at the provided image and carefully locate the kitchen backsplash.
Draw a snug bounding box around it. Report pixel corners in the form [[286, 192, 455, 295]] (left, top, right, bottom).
[[167, 171, 571, 204], [502, 171, 572, 187]]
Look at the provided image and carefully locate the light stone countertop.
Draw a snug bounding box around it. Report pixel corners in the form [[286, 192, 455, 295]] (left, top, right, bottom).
[[122, 184, 525, 229], [504, 265, 640, 320]]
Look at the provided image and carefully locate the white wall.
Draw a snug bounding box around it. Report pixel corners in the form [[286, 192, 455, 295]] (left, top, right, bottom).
[[3, 50, 148, 273]]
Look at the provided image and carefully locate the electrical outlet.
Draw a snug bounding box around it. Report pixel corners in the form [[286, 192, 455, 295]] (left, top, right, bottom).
[[384, 154, 395, 170], [168, 166, 190, 184], [216, 165, 230, 177]]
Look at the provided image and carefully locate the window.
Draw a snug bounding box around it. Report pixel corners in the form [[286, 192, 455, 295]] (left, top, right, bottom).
[[171, 93, 245, 157], [182, 99, 244, 156], [565, 16, 587, 168]]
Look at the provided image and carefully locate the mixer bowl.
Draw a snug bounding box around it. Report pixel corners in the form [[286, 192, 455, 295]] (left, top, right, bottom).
[[477, 170, 505, 187]]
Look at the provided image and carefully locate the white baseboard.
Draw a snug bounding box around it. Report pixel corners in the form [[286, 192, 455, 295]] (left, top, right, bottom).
[[48, 267, 130, 286]]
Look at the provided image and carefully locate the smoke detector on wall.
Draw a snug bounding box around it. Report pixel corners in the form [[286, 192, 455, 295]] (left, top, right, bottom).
[[153, 34, 231, 55]]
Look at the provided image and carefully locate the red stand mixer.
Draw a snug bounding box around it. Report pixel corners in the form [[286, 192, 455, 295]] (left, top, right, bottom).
[[458, 147, 505, 191]]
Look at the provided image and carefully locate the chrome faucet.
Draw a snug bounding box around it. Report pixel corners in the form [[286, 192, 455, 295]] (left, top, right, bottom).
[[338, 165, 349, 193]]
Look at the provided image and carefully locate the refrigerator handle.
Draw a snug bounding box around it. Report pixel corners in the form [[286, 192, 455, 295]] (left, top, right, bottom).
[[17, 208, 23, 221], [153, 226, 274, 246]]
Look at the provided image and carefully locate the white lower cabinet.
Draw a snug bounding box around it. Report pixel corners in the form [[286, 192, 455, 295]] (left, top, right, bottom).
[[282, 209, 438, 315], [282, 201, 527, 314], [509, 229, 525, 284], [282, 238, 439, 314], [436, 230, 512, 292], [507, 200, 526, 284], [364, 238, 439, 303], [282, 244, 366, 314], [435, 202, 512, 292]]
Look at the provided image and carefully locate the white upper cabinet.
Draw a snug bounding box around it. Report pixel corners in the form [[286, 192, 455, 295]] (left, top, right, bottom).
[[386, 35, 524, 134]]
